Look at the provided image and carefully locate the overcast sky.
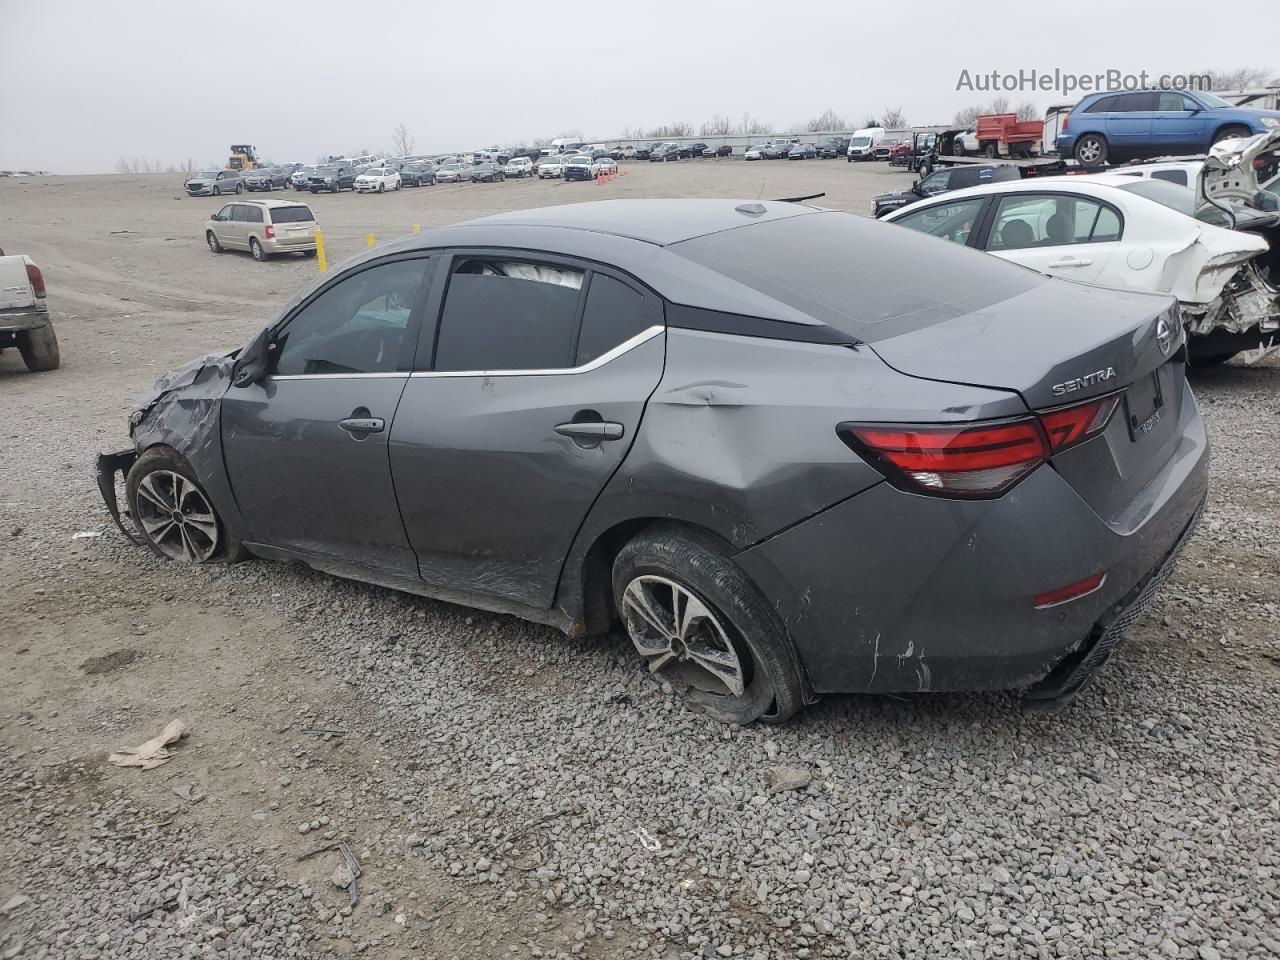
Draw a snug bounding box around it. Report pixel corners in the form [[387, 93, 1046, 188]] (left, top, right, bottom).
[[1, 0, 1276, 173]]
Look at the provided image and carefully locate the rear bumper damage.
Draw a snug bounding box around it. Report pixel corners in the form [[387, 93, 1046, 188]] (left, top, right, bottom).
[[734, 389, 1209, 703], [1181, 261, 1280, 361]]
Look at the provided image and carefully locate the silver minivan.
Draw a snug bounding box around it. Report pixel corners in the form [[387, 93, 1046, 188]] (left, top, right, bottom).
[[205, 199, 317, 262]]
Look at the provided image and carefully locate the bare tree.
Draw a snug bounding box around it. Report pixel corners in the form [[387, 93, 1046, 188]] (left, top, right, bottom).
[[645, 121, 693, 138], [804, 107, 849, 132], [700, 114, 734, 137], [880, 106, 907, 129], [392, 123, 415, 157], [1196, 66, 1277, 90], [736, 113, 772, 136], [1015, 100, 1040, 122], [953, 105, 981, 126], [988, 96, 1011, 115], [864, 116, 879, 129]]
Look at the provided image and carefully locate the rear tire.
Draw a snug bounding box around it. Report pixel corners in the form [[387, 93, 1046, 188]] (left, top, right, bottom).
[[126, 447, 248, 564], [612, 524, 804, 725], [18, 323, 60, 372], [1074, 134, 1108, 166]]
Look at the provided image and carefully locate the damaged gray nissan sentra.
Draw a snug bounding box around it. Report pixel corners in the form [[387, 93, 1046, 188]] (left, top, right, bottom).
[[96, 198, 1209, 724]]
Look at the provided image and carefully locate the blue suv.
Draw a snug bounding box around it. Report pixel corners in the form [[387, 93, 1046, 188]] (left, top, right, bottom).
[[1058, 89, 1280, 165]]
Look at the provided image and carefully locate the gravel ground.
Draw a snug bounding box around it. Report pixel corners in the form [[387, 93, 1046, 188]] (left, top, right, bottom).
[[1, 163, 1278, 959]]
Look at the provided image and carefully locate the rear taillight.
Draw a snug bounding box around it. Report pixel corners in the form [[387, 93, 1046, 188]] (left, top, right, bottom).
[[264, 225, 275, 239], [1061, 114, 1070, 132], [1038, 394, 1119, 454], [840, 419, 1047, 498], [839, 394, 1119, 500], [26, 263, 45, 298]]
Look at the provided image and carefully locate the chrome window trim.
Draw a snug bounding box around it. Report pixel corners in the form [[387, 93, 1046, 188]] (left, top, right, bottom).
[[273, 371, 407, 382], [412, 325, 663, 379]]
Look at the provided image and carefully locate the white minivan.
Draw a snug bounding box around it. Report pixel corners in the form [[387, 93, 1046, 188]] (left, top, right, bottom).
[[846, 127, 885, 161]]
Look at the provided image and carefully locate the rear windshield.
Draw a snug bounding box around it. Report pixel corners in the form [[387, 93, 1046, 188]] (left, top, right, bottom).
[[671, 211, 1045, 343], [270, 206, 314, 224]]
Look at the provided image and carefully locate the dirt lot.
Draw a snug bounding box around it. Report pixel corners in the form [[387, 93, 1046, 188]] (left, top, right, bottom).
[[1, 161, 1278, 960]]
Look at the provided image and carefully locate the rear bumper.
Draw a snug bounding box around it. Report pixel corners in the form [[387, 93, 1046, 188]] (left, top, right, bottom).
[[261, 237, 316, 253], [0, 307, 50, 334], [735, 391, 1210, 698]]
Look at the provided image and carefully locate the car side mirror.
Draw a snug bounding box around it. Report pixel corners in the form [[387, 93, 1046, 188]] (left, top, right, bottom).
[[232, 326, 272, 388]]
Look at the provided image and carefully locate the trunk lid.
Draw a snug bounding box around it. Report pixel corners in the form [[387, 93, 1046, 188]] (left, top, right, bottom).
[[870, 278, 1188, 519], [0, 256, 35, 311]]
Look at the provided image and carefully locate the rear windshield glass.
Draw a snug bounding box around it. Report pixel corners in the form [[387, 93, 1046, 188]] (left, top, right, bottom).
[[270, 206, 314, 224], [671, 211, 1045, 343]]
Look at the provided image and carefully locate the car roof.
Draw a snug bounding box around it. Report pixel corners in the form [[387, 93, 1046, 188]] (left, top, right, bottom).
[[230, 198, 313, 209], [467, 199, 821, 246], [889, 175, 1136, 210]]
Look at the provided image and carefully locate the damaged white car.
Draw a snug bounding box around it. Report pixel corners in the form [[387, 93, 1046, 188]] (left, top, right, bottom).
[[884, 130, 1280, 364]]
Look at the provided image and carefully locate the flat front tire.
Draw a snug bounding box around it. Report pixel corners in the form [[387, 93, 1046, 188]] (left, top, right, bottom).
[[613, 524, 804, 725], [126, 448, 247, 564], [18, 323, 60, 372]]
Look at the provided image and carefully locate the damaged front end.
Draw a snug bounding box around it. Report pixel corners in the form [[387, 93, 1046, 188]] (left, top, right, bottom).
[[95, 348, 244, 544], [1184, 129, 1280, 361]]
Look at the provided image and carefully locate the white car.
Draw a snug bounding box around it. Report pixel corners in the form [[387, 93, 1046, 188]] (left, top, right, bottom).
[[884, 135, 1280, 363], [538, 156, 567, 178], [563, 154, 601, 182], [504, 157, 533, 178], [744, 144, 767, 161], [596, 156, 618, 175], [0, 250, 57, 371], [1086, 160, 1203, 190], [354, 167, 401, 193], [951, 125, 980, 156]]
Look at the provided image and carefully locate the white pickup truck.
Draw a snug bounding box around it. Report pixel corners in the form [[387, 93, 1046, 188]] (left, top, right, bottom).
[[0, 250, 58, 371]]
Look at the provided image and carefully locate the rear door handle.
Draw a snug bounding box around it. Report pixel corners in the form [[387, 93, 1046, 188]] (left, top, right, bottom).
[[339, 417, 384, 435], [554, 421, 624, 441], [1048, 257, 1092, 268]]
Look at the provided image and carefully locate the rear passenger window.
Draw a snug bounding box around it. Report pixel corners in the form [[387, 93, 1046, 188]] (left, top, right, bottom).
[[246, 206, 263, 223], [986, 195, 1123, 250], [575, 275, 649, 366], [434, 260, 584, 372]]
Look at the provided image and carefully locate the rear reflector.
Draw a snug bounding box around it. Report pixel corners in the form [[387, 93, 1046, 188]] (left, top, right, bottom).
[[26, 263, 45, 298], [839, 393, 1119, 500], [1034, 572, 1105, 608]]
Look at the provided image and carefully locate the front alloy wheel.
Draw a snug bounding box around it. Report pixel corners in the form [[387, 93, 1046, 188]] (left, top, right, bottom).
[[133, 468, 221, 562]]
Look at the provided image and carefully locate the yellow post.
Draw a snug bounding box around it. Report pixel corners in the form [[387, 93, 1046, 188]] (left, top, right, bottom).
[[315, 229, 327, 273], [366, 234, 376, 248], [413, 224, 421, 233]]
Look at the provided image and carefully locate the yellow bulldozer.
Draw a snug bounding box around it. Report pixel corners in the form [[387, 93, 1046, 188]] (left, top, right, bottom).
[[227, 145, 258, 170]]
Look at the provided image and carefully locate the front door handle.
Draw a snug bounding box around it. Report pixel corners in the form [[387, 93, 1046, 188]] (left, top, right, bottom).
[[339, 417, 384, 435], [554, 421, 624, 441], [1048, 256, 1093, 268]]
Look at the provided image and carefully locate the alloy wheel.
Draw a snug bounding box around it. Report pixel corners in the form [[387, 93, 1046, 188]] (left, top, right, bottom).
[[1078, 138, 1102, 163], [620, 575, 746, 696], [133, 469, 220, 562]]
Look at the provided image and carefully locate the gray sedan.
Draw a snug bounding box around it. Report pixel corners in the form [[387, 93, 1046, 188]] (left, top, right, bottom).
[[96, 199, 1208, 724]]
